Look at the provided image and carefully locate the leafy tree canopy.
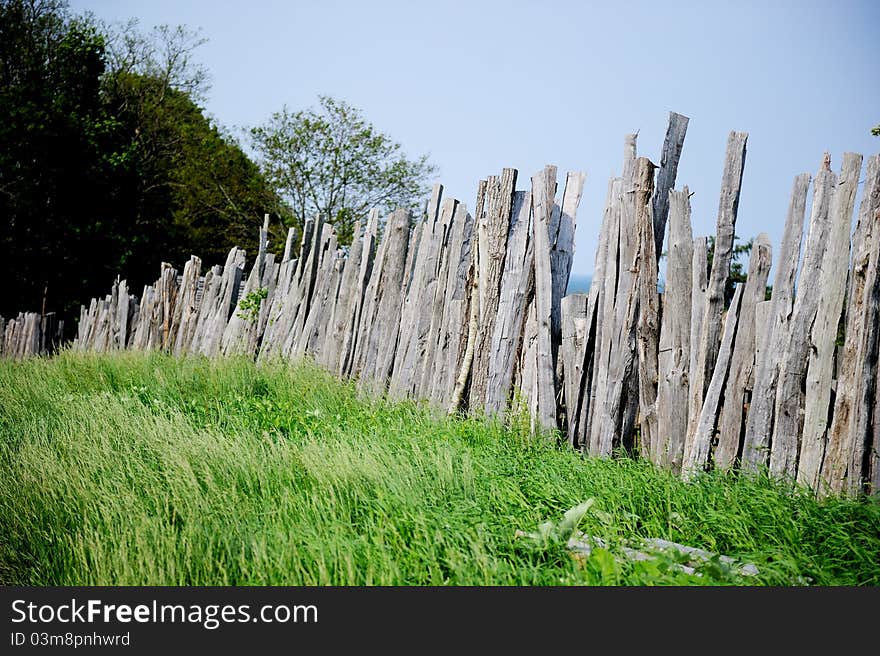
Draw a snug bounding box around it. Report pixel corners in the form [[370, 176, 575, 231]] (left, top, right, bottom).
[[250, 95, 437, 244]]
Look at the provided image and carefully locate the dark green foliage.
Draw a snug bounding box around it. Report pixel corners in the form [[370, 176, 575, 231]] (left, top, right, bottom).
[[0, 0, 108, 319], [0, 1, 285, 330]]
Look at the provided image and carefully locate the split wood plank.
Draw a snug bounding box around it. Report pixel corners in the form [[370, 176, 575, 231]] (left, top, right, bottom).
[[531, 165, 560, 433], [651, 112, 689, 260], [354, 208, 412, 393], [685, 131, 748, 458], [683, 284, 744, 478], [417, 199, 460, 399], [427, 202, 474, 406], [657, 189, 694, 471], [714, 233, 772, 470], [469, 170, 517, 411], [794, 153, 862, 487], [633, 158, 660, 461], [484, 191, 534, 416], [561, 293, 589, 445], [741, 174, 810, 468], [820, 153, 879, 495], [339, 208, 379, 377], [766, 159, 837, 476], [320, 218, 365, 372], [391, 185, 447, 399], [585, 179, 622, 452]]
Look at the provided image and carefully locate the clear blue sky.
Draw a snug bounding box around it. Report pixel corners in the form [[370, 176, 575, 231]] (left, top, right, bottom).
[[70, 0, 879, 276]]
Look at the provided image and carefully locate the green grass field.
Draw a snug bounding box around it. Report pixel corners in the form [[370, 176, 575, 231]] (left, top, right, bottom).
[[1, 351, 878, 585]]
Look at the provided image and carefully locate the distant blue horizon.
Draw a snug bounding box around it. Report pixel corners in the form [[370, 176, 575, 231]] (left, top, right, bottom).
[[566, 273, 592, 295]]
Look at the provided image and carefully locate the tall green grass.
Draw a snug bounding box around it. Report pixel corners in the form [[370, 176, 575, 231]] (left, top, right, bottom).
[[1, 351, 877, 585]]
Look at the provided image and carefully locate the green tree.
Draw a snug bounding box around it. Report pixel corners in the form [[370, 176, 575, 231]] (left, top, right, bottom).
[[98, 20, 289, 270], [706, 234, 761, 306], [872, 124, 879, 137], [0, 0, 108, 319], [250, 96, 437, 244], [0, 3, 286, 330]]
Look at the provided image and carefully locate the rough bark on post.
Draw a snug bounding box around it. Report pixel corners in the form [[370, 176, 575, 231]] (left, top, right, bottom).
[[282, 227, 296, 263], [391, 186, 446, 398], [285, 224, 331, 357], [572, 183, 614, 449], [651, 112, 689, 260], [295, 230, 340, 358], [741, 174, 810, 469], [416, 199, 459, 397], [686, 131, 748, 455], [158, 263, 178, 352], [320, 219, 364, 372], [531, 165, 560, 433], [551, 172, 585, 340], [657, 189, 694, 471], [793, 153, 862, 488], [428, 203, 474, 406], [593, 136, 643, 455], [585, 179, 622, 452], [468, 170, 516, 409], [684, 236, 709, 462], [633, 158, 659, 461], [754, 300, 772, 369], [172, 256, 202, 356], [714, 234, 772, 471], [446, 182, 487, 412], [484, 191, 533, 416], [820, 154, 879, 495], [197, 248, 244, 357], [354, 209, 412, 393], [766, 159, 837, 476], [683, 284, 744, 478], [339, 209, 379, 378], [561, 293, 589, 445]]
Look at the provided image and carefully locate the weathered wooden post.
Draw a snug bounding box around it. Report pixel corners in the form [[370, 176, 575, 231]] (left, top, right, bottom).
[[740, 174, 810, 469], [765, 157, 837, 476], [713, 234, 772, 470], [820, 154, 879, 495], [651, 112, 689, 260], [484, 191, 533, 416], [531, 165, 560, 433], [657, 189, 694, 471], [685, 131, 748, 459], [634, 158, 660, 461], [561, 293, 589, 445], [793, 152, 862, 487], [683, 284, 744, 477]]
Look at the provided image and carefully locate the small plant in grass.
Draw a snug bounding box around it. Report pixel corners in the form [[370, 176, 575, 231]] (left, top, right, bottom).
[[236, 287, 268, 323]]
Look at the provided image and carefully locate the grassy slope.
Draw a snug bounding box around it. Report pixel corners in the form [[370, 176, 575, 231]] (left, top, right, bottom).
[[0, 352, 877, 586]]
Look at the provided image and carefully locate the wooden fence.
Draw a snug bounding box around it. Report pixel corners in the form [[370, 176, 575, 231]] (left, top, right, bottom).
[[3, 112, 879, 497]]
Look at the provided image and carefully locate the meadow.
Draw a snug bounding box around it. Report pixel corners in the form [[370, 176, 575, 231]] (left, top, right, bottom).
[[1, 352, 877, 586]]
